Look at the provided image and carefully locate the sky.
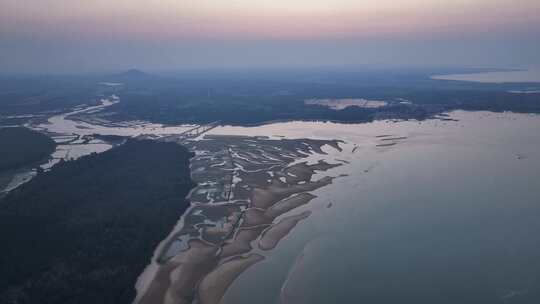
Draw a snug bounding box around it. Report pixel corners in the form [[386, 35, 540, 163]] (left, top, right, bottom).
[[1, 0, 539, 73]]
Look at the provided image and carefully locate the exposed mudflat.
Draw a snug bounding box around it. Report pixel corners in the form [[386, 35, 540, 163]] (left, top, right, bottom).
[[135, 135, 345, 304], [37, 107, 536, 304]]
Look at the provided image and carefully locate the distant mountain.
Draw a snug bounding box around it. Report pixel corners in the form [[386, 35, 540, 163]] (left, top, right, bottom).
[[107, 69, 154, 82], [119, 69, 148, 78]]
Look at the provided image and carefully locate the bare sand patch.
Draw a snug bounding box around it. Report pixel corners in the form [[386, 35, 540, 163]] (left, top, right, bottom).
[[135, 135, 346, 304], [265, 193, 317, 218], [138, 240, 218, 304], [220, 226, 269, 258], [198, 254, 265, 304], [259, 211, 312, 251]]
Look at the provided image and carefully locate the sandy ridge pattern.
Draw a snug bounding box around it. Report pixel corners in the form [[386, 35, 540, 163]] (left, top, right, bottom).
[[135, 135, 345, 304]]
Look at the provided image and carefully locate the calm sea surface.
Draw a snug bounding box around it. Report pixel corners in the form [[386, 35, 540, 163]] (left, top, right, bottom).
[[206, 111, 540, 304]]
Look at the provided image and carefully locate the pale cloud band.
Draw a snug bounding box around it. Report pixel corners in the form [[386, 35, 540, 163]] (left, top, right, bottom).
[[0, 0, 539, 72], [2, 0, 539, 39]]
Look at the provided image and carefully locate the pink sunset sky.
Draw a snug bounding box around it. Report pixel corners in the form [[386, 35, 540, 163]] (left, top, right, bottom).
[[1, 0, 539, 72]]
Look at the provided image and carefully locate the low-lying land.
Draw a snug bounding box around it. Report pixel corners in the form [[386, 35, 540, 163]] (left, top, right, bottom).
[[102, 68, 540, 125], [2, 68, 539, 127], [0, 139, 195, 304]]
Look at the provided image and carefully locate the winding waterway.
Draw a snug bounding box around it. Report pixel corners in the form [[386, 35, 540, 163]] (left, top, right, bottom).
[[1, 97, 195, 193]]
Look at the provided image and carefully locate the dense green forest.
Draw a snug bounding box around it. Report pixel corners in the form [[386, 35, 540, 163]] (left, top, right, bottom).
[[0, 139, 195, 304], [0, 127, 56, 171]]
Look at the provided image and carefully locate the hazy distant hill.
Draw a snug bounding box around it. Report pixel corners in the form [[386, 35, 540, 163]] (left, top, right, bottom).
[[107, 69, 155, 83]]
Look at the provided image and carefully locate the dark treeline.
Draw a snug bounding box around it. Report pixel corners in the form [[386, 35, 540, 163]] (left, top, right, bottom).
[[110, 85, 540, 126], [1, 67, 539, 126], [0, 127, 56, 171], [105, 68, 540, 125], [0, 75, 113, 115], [0, 139, 195, 304]]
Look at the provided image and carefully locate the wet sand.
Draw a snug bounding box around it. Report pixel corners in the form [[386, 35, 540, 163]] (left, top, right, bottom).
[[198, 254, 265, 304], [137, 240, 219, 304], [259, 211, 312, 251], [135, 135, 345, 304], [127, 111, 540, 304]]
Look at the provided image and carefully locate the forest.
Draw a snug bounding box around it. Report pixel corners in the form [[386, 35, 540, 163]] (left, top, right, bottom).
[[1, 67, 539, 126], [0, 127, 56, 171], [104, 67, 540, 125], [0, 139, 195, 304]]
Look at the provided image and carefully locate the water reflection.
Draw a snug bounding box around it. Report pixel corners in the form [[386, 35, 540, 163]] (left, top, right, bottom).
[[206, 111, 540, 304]]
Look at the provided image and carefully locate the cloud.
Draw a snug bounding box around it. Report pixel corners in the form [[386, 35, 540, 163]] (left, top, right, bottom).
[[0, 0, 539, 72]]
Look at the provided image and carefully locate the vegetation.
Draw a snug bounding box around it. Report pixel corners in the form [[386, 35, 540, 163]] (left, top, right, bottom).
[[0, 139, 195, 304], [0, 75, 111, 116], [106, 67, 540, 125], [1, 67, 539, 126], [0, 127, 56, 171]]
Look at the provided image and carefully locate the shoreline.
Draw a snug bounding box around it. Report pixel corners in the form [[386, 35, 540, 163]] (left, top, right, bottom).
[[133, 135, 346, 304]]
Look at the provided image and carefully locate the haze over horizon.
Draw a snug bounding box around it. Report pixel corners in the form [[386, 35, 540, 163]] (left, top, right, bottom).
[[1, 0, 539, 73]]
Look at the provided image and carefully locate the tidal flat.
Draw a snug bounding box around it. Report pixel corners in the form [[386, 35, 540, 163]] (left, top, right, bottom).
[[211, 112, 540, 304], [131, 110, 540, 304], [135, 135, 346, 304]]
